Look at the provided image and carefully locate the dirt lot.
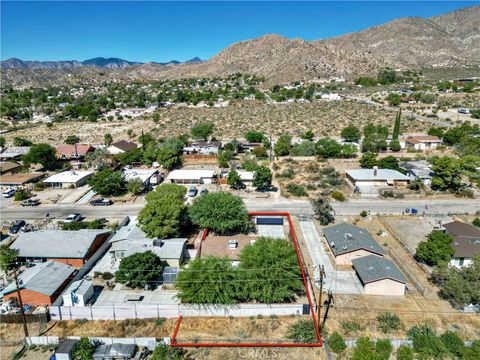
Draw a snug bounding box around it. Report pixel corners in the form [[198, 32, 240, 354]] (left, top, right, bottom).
[[3, 101, 429, 145], [381, 216, 434, 254]]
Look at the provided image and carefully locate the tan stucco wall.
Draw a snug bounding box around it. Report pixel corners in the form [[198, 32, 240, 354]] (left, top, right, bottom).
[[335, 249, 382, 265], [363, 279, 405, 296]]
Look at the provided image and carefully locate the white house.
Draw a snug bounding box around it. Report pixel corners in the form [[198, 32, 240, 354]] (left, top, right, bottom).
[[165, 169, 216, 184], [183, 141, 222, 155], [43, 170, 94, 188], [62, 279, 94, 307], [405, 136, 442, 151], [346, 167, 410, 187], [123, 168, 160, 189]]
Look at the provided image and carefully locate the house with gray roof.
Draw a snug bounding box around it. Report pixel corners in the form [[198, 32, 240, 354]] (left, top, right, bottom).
[[1, 261, 76, 305], [443, 221, 480, 268], [11, 229, 111, 268], [0, 146, 30, 160], [352, 255, 407, 296], [323, 223, 385, 265], [400, 160, 435, 185], [346, 167, 410, 188]]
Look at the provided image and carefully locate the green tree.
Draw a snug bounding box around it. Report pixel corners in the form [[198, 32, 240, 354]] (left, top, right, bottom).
[[252, 166, 272, 189], [13, 137, 32, 146], [415, 230, 454, 266], [0, 245, 18, 272], [473, 218, 480, 228], [341, 125, 361, 142], [115, 251, 163, 289], [360, 152, 378, 168], [376, 312, 402, 333], [378, 156, 400, 171], [389, 139, 401, 152], [0, 136, 5, 148], [440, 331, 465, 358], [188, 192, 252, 235], [286, 319, 318, 343], [138, 185, 186, 239], [227, 169, 243, 189], [126, 178, 144, 195], [245, 130, 265, 143], [176, 257, 238, 304], [150, 345, 186, 360], [291, 141, 316, 156], [73, 337, 95, 360], [238, 238, 304, 302], [378, 69, 397, 84], [191, 122, 214, 140], [427, 127, 446, 138], [408, 325, 448, 360], [85, 148, 110, 170], [431, 156, 461, 190], [352, 337, 392, 360], [396, 345, 414, 360], [301, 130, 315, 141], [65, 135, 80, 145], [341, 144, 358, 158], [104, 133, 113, 145], [157, 146, 182, 170], [387, 93, 401, 106], [217, 149, 234, 168], [311, 198, 335, 225], [22, 143, 56, 167], [328, 332, 347, 354], [316, 138, 342, 158], [392, 110, 401, 140], [274, 133, 292, 156], [89, 169, 126, 196]]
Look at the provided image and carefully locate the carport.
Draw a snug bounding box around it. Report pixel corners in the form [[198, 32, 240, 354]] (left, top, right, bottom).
[[255, 216, 286, 239]]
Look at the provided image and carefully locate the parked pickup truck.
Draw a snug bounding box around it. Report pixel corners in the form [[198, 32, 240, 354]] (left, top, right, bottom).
[[20, 199, 40, 207]]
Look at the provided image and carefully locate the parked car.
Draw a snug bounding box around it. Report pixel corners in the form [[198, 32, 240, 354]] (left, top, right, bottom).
[[20, 199, 40, 207], [90, 198, 113, 206], [200, 188, 209, 196], [188, 186, 198, 197], [64, 213, 82, 223], [2, 189, 16, 198], [9, 220, 26, 234]]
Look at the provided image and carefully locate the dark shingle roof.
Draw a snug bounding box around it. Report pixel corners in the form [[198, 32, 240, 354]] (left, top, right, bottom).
[[352, 255, 407, 284], [110, 140, 138, 152], [323, 223, 385, 256], [443, 221, 480, 258]]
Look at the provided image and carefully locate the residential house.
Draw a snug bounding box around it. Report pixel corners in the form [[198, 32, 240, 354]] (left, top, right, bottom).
[[11, 229, 111, 268], [1, 261, 76, 305], [0, 162, 22, 174], [0, 172, 45, 190], [323, 223, 385, 265], [165, 169, 216, 184], [405, 136, 442, 151], [399, 160, 435, 185], [55, 144, 94, 160], [0, 147, 30, 161], [183, 141, 222, 155], [62, 279, 94, 307], [346, 167, 410, 188], [122, 168, 160, 190], [43, 170, 94, 188], [443, 221, 480, 268], [352, 255, 407, 296], [107, 140, 138, 155], [240, 142, 262, 153]]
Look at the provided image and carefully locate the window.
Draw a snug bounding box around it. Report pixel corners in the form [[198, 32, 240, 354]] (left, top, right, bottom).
[[459, 258, 464, 266]]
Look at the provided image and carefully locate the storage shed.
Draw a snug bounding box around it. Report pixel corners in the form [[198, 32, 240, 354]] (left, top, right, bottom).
[[55, 339, 78, 360]]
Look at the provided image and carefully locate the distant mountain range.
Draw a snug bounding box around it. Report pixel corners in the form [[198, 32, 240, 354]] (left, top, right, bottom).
[[1, 5, 479, 87], [0, 56, 204, 69]]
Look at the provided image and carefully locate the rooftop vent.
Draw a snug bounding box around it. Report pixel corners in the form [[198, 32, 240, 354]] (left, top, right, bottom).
[[344, 233, 353, 240], [330, 241, 335, 248], [342, 245, 348, 251]]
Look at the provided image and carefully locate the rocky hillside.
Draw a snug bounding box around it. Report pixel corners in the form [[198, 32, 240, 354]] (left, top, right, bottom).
[[2, 6, 479, 87]]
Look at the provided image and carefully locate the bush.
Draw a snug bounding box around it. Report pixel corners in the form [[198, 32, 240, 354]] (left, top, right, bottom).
[[396, 345, 414, 360], [115, 251, 163, 289], [278, 168, 295, 179], [340, 320, 364, 335], [14, 189, 32, 201], [376, 312, 402, 333], [33, 182, 46, 191], [286, 319, 318, 343], [287, 183, 307, 197], [60, 219, 105, 230], [328, 332, 346, 353], [440, 331, 465, 357], [73, 337, 95, 360], [331, 191, 345, 201], [102, 272, 114, 280], [360, 210, 368, 217]]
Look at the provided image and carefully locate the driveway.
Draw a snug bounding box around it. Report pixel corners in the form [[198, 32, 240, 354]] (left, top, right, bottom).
[[300, 221, 364, 295]]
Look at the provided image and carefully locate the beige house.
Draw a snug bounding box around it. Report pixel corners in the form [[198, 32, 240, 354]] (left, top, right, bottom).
[[346, 168, 410, 188], [352, 255, 407, 296], [405, 135, 442, 151], [323, 223, 385, 265]]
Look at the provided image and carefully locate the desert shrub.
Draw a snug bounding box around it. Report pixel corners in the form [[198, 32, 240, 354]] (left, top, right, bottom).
[[287, 183, 307, 196], [360, 210, 368, 217], [331, 191, 345, 201], [33, 182, 46, 191], [286, 319, 318, 343], [340, 320, 364, 335], [14, 189, 32, 201], [376, 312, 402, 333], [102, 272, 114, 280], [278, 168, 295, 179], [328, 332, 346, 354], [396, 345, 414, 360], [440, 331, 465, 358]]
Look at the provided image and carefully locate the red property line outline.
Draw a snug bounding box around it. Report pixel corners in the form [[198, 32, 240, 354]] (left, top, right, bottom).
[[170, 211, 322, 348]]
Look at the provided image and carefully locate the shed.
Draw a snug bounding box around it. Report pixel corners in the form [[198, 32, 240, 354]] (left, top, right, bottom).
[[55, 339, 78, 360], [352, 255, 407, 296], [62, 279, 94, 307], [93, 343, 136, 360]]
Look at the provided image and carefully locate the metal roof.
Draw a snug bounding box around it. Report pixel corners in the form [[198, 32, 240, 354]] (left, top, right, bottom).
[[323, 223, 385, 256], [93, 343, 136, 358], [11, 229, 111, 259], [63, 279, 93, 297], [44, 170, 94, 184], [352, 255, 407, 284], [166, 169, 215, 180], [55, 339, 78, 354], [346, 169, 411, 181], [2, 261, 76, 296]]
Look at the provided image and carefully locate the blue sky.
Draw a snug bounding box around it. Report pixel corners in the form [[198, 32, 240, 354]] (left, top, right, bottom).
[[1, 1, 477, 62]]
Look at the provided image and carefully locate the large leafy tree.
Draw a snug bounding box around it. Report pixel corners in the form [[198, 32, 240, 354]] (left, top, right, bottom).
[[316, 138, 342, 158], [227, 169, 243, 189], [84, 148, 109, 170], [176, 257, 238, 304], [73, 337, 96, 360], [340, 125, 361, 142], [252, 166, 272, 189], [378, 156, 400, 171], [431, 156, 461, 190], [238, 237, 304, 303], [191, 122, 214, 140], [88, 169, 126, 196], [415, 230, 454, 266], [157, 146, 182, 170], [245, 130, 265, 143], [22, 143, 56, 167], [188, 192, 251, 235], [65, 135, 80, 145], [360, 152, 378, 168], [311, 198, 335, 225], [274, 133, 292, 156], [138, 184, 186, 238], [115, 251, 163, 289]]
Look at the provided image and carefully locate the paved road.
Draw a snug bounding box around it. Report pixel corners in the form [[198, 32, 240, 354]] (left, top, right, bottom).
[[1, 198, 478, 221], [300, 221, 364, 295]]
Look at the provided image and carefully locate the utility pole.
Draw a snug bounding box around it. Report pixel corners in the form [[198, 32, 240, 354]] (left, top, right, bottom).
[[316, 265, 325, 325], [13, 266, 29, 339], [321, 291, 334, 331]]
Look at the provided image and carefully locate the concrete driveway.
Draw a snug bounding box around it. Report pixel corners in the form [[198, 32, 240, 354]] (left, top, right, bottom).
[[300, 221, 364, 295]]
